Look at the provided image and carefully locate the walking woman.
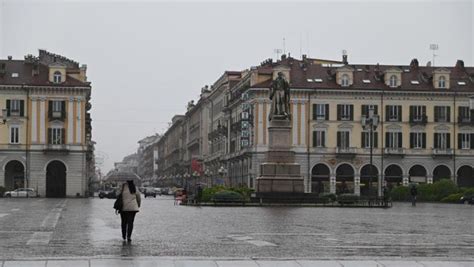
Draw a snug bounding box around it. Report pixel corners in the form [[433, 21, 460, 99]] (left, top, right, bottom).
[[120, 180, 141, 242]]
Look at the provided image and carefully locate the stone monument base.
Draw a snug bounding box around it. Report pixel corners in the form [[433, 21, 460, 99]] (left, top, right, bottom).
[[256, 118, 304, 194]]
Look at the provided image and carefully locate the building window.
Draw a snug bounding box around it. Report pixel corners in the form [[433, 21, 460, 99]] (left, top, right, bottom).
[[10, 100, 21, 112], [386, 132, 402, 148], [48, 128, 64, 145], [458, 106, 471, 122], [386, 105, 402, 122], [410, 132, 426, 149], [313, 104, 329, 120], [434, 106, 450, 122], [341, 74, 349, 87], [361, 131, 378, 148], [438, 76, 446, 88], [337, 131, 350, 148], [10, 126, 19, 144], [52, 100, 62, 112], [312, 131, 326, 147], [434, 133, 450, 149], [337, 104, 353, 121], [410, 105, 427, 122], [361, 105, 378, 118], [53, 71, 62, 84], [389, 75, 397, 88], [458, 133, 473, 149]]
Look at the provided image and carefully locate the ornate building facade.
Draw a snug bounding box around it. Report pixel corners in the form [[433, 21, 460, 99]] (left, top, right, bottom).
[[0, 50, 94, 197], [156, 54, 474, 196]]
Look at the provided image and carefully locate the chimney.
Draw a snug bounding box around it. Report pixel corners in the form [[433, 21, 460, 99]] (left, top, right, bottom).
[[410, 58, 419, 69], [281, 54, 287, 60], [455, 60, 465, 70], [7, 56, 12, 60], [342, 50, 348, 65], [79, 64, 87, 82], [302, 54, 307, 60]]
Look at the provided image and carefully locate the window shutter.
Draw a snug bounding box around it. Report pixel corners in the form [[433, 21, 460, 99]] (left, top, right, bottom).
[[471, 110, 474, 123], [422, 133, 426, 148], [337, 132, 341, 147], [409, 106, 414, 121], [447, 107, 451, 122], [374, 132, 378, 148], [312, 131, 317, 147], [349, 105, 354, 121], [458, 133, 462, 149], [471, 134, 474, 149], [325, 104, 329, 120], [337, 105, 341, 120], [48, 128, 52, 144], [48, 101, 53, 119], [422, 106, 427, 121], [398, 132, 403, 148], [447, 133, 451, 148], [19, 100, 24, 117], [61, 101, 66, 120], [458, 106, 463, 121], [361, 132, 366, 148], [434, 106, 439, 122], [398, 106, 402, 122], [410, 133, 414, 148], [6, 100, 10, 116], [312, 104, 317, 120], [362, 105, 367, 118], [385, 132, 390, 147], [385, 106, 390, 121], [61, 129, 65, 144], [434, 133, 439, 148], [322, 131, 325, 147], [374, 105, 378, 115]]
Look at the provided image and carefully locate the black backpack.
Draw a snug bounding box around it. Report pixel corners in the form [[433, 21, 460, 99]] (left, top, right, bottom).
[[113, 194, 123, 212]]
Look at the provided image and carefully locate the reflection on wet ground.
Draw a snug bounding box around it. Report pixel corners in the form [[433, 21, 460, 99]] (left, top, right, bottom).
[[0, 197, 472, 259]]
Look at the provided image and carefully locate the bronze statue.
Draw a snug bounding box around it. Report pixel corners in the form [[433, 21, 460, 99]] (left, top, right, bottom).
[[269, 72, 290, 121]]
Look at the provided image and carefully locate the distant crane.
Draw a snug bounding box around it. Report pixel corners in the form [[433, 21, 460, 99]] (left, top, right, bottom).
[[430, 44, 439, 66]]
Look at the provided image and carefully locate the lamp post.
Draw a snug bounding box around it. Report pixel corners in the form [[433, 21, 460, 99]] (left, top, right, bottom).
[[362, 106, 379, 197], [183, 172, 190, 191]]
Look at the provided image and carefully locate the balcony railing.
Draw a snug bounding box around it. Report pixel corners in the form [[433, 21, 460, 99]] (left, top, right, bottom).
[[409, 115, 428, 125], [43, 144, 69, 153], [336, 147, 356, 157], [384, 147, 405, 157], [432, 148, 453, 157], [458, 116, 473, 125]]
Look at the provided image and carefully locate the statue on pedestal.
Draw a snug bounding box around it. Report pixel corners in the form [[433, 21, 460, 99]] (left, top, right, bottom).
[[269, 72, 290, 121]]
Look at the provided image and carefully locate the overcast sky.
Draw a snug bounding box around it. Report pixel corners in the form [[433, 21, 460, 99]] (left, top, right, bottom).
[[0, 0, 473, 172]]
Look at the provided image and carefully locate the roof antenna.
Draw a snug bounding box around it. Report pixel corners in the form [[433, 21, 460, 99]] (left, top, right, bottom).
[[283, 37, 286, 55], [430, 44, 439, 67], [274, 49, 282, 60]]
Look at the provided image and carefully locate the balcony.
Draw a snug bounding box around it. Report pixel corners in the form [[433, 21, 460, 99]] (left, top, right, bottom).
[[409, 115, 427, 125], [458, 116, 474, 125], [336, 147, 356, 158], [48, 110, 66, 121], [432, 148, 453, 158], [43, 144, 69, 154], [9, 109, 21, 117], [384, 147, 405, 157]]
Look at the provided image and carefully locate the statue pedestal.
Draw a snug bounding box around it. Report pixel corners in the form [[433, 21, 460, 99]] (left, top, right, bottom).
[[256, 119, 304, 193]]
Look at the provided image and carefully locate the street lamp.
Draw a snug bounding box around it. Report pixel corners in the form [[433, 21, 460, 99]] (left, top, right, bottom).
[[183, 172, 190, 191], [362, 106, 379, 197]]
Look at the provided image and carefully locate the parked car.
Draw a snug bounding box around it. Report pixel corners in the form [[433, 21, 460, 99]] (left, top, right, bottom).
[[460, 194, 474, 204], [98, 190, 117, 199], [161, 187, 170, 195], [4, 188, 38, 198], [154, 188, 162, 195], [144, 187, 156, 198]]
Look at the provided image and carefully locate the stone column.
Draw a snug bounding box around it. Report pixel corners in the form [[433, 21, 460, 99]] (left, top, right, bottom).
[[378, 174, 383, 197], [427, 175, 433, 184], [68, 97, 74, 144], [330, 174, 336, 194], [403, 175, 409, 186], [76, 98, 82, 144], [39, 98, 46, 143], [31, 97, 37, 143], [354, 175, 360, 196]]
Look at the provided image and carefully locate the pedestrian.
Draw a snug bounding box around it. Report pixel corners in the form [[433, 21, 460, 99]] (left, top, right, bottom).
[[410, 184, 418, 207], [119, 180, 141, 242]]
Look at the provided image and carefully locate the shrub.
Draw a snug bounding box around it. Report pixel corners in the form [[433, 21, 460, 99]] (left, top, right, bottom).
[[418, 179, 459, 201], [390, 186, 410, 201], [319, 193, 337, 202], [211, 190, 244, 202], [0, 186, 5, 197], [337, 193, 360, 204], [459, 187, 474, 196], [201, 185, 226, 202], [440, 193, 463, 203]]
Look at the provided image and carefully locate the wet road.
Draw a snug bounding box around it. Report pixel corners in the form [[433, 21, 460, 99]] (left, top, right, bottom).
[[0, 196, 473, 260]]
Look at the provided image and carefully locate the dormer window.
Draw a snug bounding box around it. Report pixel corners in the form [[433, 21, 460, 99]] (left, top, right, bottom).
[[341, 74, 349, 87], [439, 76, 446, 88], [53, 71, 62, 84], [389, 75, 397, 88]]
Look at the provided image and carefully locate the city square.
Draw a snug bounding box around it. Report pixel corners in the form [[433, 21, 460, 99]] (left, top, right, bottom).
[[1, 1, 474, 266]]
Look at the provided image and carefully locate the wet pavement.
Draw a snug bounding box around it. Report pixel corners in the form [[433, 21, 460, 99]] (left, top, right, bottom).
[[0, 196, 473, 260]]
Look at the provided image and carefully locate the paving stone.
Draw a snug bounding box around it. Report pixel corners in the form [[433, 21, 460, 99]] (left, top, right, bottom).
[[418, 261, 474, 267], [215, 260, 259, 267], [337, 260, 380, 267], [174, 260, 218, 267], [256, 260, 302, 267], [4, 261, 46, 267], [297, 260, 343, 267], [376, 260, 424, 267], [46, 260, 89, 267]]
